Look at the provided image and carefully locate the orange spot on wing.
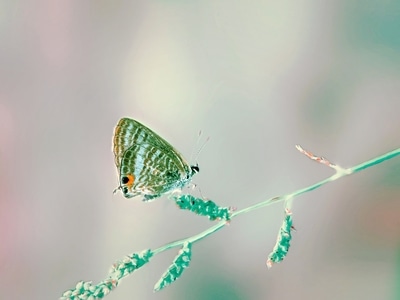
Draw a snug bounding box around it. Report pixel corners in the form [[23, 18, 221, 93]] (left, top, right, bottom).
[[126, 174, 135, 187]]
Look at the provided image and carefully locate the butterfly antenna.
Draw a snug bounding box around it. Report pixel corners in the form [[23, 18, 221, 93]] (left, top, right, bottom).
[[190, 130, 203, 163], [192, 135, 210, 165]]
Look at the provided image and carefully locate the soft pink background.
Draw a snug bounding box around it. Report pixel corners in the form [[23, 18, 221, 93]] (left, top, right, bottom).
[[1, 1, 400, 299]]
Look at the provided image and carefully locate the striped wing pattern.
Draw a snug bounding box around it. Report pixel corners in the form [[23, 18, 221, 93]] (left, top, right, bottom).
[[113, 118, 192, 200]]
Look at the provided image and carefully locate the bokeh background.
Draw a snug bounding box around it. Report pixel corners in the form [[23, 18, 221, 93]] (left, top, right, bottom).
[[1, 1, 400, 299]]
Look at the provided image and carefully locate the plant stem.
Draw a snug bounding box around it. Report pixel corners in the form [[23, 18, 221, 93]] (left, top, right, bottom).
[[154, 147, 400, 253]]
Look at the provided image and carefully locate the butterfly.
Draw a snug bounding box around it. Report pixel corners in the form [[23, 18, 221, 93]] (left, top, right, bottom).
[[113, 118, 199, 201]]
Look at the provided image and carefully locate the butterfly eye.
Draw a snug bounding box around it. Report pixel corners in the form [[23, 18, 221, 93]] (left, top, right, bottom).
[[121, 176, 129, 184]]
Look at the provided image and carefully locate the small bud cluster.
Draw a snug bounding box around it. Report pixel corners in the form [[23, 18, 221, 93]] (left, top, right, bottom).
[[154, 242, 192, 291], [61, 249, 153, 299], [60, 279, 117, 300], [173, 194, 231, 221], [266, 209, 294, 268], [109, 249, 153, 280]]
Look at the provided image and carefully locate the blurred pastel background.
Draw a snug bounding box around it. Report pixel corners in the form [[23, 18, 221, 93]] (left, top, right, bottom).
[[1, 1, 400, 299]]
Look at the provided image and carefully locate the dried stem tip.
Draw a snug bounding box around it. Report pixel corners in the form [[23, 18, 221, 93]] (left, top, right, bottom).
[[295, 145, 336, 168]]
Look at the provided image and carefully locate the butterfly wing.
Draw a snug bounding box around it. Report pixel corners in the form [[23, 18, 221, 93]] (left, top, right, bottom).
[[113, 118, 192, 199], [120, 143, 185, 198]]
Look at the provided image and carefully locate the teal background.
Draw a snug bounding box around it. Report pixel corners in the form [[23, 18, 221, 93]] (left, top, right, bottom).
[[1, 1, 399, 299]]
